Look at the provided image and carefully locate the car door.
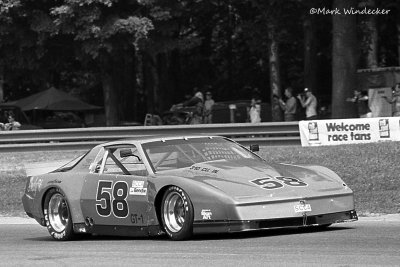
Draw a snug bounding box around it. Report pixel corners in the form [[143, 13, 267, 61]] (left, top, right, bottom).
[[80, 144, 150, 227]]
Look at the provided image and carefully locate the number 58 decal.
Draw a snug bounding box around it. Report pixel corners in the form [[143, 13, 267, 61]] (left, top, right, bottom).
[[250, 176, 307, 190], [96, 180, 129, 218]]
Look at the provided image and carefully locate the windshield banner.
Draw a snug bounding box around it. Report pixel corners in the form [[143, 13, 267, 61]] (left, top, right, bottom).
[[299, 117, 400, 146]]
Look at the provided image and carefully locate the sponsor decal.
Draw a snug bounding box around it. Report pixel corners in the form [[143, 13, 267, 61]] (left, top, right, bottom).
[[189, 165, 219, 174], [52, 232, 66, 239], [129, 187, 147, 195], [294, 200, 311, 226], [132, 180, 144, 188], [201, 209, 212, 220], [379, 119, 390, 138], [294, 201, 312, 213], [129, 180, 147, 196], [27, 177, 43, 193], [308, 122, 320, 142], [48, 179, 62, 184]]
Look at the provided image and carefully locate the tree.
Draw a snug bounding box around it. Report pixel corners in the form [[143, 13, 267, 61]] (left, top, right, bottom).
[[50, 0, 154, 125], [359, 0, 378, 68], [303, 0, 318, 95], [332, 0, 358, 118]]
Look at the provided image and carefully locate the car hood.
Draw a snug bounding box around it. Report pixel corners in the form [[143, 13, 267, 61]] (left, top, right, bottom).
[[160, 159, 349, 203]]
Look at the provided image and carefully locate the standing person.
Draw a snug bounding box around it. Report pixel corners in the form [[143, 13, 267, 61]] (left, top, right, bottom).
[[203, 91, 215, 123], [248, 98, 261, 123], [347, 89, 372, 118], [382, 83, 400, 116], [297, 88, 318, 120], [183, 90, 204, 124], [2, 114, 21, 130], [279, 87, 297, 121], [271, 94, 283, 121]]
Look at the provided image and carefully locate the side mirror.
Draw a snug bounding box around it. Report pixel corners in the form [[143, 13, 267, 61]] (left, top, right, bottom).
[[250, 144, 259, 152], [89, 163, 102, 173]]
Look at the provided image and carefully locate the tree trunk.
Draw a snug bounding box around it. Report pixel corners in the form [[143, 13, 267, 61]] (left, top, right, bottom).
[[170, 49, 182, 104], [143, 51, 159, 114], [332, 0, 358, 119], [134, 48, 146, 122], [268, 24, 283, 122], [227, 2, 234, 97], [360, 0, 378, 68], [158, 52, 173, 114], [102, 71, 119, 126], [304, 16, 318, 94], [397, 23, 400, 66], [0, 65, 4, 103]]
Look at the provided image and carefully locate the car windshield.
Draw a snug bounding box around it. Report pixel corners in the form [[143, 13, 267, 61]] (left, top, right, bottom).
[[142, 137, 262, 172]]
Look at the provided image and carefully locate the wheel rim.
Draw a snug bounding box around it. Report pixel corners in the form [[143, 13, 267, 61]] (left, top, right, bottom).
[[163, 192, 186, 233], [48, 193, 70, 232]]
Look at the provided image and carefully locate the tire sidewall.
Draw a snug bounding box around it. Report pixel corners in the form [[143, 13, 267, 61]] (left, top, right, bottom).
[[43, 188, 74, 241], [161, 186, 194, 240]]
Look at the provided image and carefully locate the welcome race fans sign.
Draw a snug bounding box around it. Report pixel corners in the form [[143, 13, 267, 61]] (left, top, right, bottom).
[[299, 117, 400, 146]]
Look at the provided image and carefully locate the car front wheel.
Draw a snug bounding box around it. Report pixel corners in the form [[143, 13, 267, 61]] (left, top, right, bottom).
[[161, 186, 194, 240], [43, 188, 74, 241]]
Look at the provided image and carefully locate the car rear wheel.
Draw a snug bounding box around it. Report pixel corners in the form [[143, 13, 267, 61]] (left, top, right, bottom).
[[43, 188, 74, 241], [161, 186, 194, 240]]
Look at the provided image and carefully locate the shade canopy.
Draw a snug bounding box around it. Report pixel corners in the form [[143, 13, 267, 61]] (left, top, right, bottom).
[[10, 87, 101, 111]]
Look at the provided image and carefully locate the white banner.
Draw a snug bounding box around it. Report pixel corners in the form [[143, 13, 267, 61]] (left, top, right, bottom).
[[299, 117, 400, 146]]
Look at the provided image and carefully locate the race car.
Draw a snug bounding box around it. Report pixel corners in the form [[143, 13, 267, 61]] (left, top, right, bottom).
[[22, 135, 358, 241]]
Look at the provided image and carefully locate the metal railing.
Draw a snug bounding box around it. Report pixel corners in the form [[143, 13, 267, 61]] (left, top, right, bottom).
[[0, 122, 300, 152]]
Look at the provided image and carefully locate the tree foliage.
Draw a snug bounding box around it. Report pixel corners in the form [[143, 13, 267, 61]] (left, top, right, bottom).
[[0, 0, 399, 123]]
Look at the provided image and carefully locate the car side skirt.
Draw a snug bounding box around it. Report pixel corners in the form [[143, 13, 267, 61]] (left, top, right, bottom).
[[72, 224, 164, 237], [193, 210, 358, 234]]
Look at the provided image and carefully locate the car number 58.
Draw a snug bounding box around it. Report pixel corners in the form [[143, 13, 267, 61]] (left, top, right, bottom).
[[96, 180, 129, 218]]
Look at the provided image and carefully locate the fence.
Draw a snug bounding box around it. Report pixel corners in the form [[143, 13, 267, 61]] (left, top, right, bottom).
[[0, 122, 300, 152]]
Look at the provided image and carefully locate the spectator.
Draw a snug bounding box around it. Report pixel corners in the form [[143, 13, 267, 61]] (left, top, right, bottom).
[[279, 87, 297, 121], [203, 91, 215, 123], [271, 94, 283, 122], [183, 90, 204, 124], [248, 98, 261, 123], [297, 88, 318, 120], [382, 83, 400, 116], [346, 89, 372, 118], [1, 114, 21, 130]]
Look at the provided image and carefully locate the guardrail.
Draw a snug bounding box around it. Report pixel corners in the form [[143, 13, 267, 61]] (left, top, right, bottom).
[[0, 122, 300, 152]]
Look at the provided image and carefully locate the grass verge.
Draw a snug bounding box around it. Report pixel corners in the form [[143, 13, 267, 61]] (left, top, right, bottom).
[[0, 142, 399, 216], [0, 150, 83, 217]]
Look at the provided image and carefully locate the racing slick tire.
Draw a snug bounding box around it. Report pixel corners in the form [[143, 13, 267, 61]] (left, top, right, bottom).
[[161, 186, 194, 240], [43, 188, 75, 241]]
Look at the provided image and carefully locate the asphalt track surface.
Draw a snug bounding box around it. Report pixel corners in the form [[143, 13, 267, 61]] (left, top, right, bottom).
[[1, 217, 399, 267]]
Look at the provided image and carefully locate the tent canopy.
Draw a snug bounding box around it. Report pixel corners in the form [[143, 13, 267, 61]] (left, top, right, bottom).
[[9, 87, 101, 111]]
